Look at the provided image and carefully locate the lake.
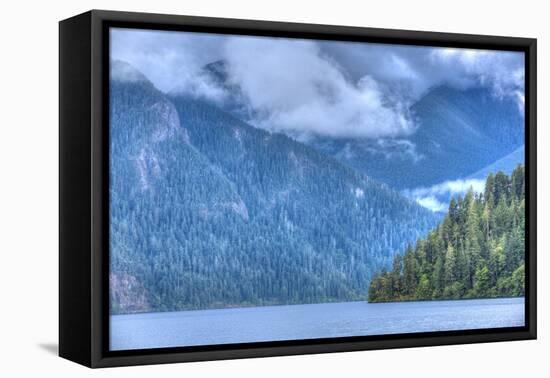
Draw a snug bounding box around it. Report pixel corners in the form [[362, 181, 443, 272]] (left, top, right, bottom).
[[110, 297, 525, 351]]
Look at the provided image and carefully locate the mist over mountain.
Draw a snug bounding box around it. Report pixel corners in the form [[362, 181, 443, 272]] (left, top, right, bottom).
[[109, 61, 439, 313], [200, 60, 524, 195]]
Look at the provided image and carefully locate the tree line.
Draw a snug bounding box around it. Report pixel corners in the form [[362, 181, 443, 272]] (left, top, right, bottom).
[[369, 165, 525, 302]]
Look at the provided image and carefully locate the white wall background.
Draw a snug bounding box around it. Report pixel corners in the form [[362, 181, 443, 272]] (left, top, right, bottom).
[[0, 0, 546, 376]]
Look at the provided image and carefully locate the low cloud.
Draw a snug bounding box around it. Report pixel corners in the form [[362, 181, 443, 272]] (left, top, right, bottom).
[[110, 28, 228, 102], [223, 37, 415, 139], [432, 48, 525, 111], [110, 28, 525, 139], [110, 60, 148, 83], [322, 42, 525, 111], [416, 196, 447, 213], [405, 178, 485, 212]]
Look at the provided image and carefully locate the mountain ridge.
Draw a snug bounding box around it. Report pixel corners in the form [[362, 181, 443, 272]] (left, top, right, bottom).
[[109, 61, 440, 313], [199, 60, 524, 191]]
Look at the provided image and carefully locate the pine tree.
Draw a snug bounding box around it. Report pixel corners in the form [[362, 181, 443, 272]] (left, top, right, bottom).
[[444, 244, 457, 286], [369, 166, 525, 303], [391, 254, 403, 298], [403, 244, 418, 296]]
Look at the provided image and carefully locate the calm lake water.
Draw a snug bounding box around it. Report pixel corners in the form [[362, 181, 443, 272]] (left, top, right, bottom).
[[110, 297, 524, 351]]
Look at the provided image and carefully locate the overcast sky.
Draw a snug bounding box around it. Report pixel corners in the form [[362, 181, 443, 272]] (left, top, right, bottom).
[[111, 27, 525, 140]]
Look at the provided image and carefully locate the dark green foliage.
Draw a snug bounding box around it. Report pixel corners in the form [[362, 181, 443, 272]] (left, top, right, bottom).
[[369, 166, 525, 302]]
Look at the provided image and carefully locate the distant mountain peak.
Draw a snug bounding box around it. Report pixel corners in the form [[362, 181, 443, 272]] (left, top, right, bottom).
[[203, 60, 230, 81], [110, 60, 151, 84]]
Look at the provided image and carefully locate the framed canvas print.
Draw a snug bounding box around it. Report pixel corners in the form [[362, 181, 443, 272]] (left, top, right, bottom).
[[59, 10, 537, 368]]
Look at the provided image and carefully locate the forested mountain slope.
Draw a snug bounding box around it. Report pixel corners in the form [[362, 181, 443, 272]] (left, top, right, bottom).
[[109, 61, 439, 313]]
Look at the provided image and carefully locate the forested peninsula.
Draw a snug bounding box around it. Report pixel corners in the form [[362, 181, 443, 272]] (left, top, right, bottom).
[[369, 166, 525, 303]]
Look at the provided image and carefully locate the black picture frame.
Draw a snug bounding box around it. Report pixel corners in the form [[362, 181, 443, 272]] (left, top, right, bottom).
[[59, 9, 537, 368]]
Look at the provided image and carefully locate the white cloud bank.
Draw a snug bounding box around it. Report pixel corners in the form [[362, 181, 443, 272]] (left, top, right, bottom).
[[405, 178, 485, 212], [223, 37, 415, 139], [416, 196, 448, 213], [433, 48, 525, 112], [110, 28, 525, 140], [322, 42, 525, 111]]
